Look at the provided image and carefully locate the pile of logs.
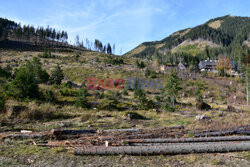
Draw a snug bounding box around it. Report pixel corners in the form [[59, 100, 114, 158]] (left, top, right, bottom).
[[1, 125, 249, 155]]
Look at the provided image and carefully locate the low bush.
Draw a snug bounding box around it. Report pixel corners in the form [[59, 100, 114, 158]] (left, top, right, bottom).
[[38, 50, 57, 58], [59, 87, 77, 96], [20, 103, 71, 121], [44, 90, 56, 102], [75, 87, 90, 108], [0, 94, 5, 113]]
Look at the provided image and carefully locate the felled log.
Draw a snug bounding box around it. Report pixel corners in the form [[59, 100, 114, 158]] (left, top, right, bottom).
[[52, 125, 184, 136], [74, 141, 250, 155], [51, 129, 96, 136], [126, 136, 250, 144], [194, 125, 250, 137], [98, 128, 140, 133], [37, 140, 93, 147], [1, 133, 46, 139]]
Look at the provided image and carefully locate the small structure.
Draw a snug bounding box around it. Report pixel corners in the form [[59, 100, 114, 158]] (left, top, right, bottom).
[[178, 62, 186, 71], [199, 60, 217, 71]]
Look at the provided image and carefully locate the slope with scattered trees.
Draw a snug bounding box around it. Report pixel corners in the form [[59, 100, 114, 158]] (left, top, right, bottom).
[[125, 15, 249, 71]]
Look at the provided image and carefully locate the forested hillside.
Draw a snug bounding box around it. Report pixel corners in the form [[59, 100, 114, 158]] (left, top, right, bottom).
[[0, 17, 76, 51], [126, 15, 249, 67], [0, 18, 68, 42]]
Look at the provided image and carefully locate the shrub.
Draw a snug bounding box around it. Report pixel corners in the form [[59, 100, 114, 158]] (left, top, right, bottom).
[[195, 85, 203, 102], [21, 108, 70, 121], [145, 68, 157, 78], [201, 71, 208, 77], [102, 90, 122, 111], [0, 65, 12, 78], [134, 88, 154, 110], [38, 50, 56, 58], [59, 87, 77, 96], [0, 94, 5, 113], [135, 60, 145, 68], [103, 100, 118, 111], [104, 55, 124, 65], [7, 64, 39, 99], [44, 90, 56, 102], [31, 57, 50, 84], [122, 89, 129, 96], [161, 97, 175, 112], [75, 87, 90, 108], [95, 91, 104, 99], [62, 82, 72, 89], [19, 103, 71, 121], [5, 58, 49, 99]]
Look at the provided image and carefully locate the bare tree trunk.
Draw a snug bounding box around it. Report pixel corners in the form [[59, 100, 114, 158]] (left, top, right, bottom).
[[51, 129, 96, 136], [126, 136, 250, 144], [1, 133, 46, 139], [74, 141, 250, 155], [194, 125, 250, 137]]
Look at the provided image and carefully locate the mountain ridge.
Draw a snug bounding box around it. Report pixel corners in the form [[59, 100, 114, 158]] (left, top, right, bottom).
[[125, 15, 250, 60]]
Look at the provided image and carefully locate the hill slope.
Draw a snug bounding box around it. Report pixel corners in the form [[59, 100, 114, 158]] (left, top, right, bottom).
[[125, 15, 250, 60]]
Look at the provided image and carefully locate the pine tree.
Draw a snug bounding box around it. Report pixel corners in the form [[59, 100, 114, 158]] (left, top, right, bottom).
[[107, 43, 112, 54], [50, 64, 64, 85], [52, 28, 56, 41], [75, 86, 90, 108], [8, 62, 39, 99], [163, 70, 181, 108]]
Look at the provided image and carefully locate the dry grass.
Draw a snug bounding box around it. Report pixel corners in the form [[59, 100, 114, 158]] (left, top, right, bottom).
[[179, 28, 191, 36], [208, 20, 223, 29], [155, 43, 165, 49], [125, 44, 146, 57]]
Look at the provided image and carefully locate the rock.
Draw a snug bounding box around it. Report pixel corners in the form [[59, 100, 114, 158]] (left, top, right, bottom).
[[196, 101, 211, 110], [27, 158, 34, 164], [195, 114, 210, 121], [126, 112, 145, 120], [209, 97, 214, 103]]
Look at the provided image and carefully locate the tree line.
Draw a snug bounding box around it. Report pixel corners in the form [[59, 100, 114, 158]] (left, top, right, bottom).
[[74, 35, 116, 54], [0, 17, 68, 43]]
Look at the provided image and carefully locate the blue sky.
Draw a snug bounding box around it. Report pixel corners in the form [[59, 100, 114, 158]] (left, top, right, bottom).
[[0, 0, 249, 54]]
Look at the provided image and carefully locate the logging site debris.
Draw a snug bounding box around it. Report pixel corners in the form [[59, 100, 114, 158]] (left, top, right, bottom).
[[1, 125, 250, 155]]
